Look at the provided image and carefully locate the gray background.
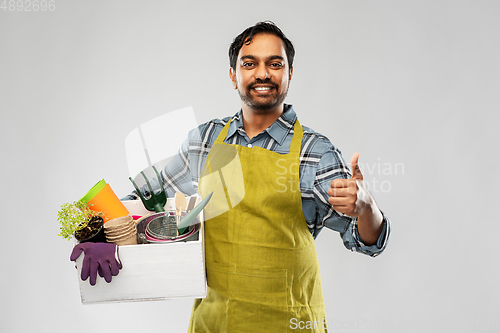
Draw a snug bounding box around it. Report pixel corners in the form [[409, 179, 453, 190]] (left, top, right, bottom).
[[1, 0, 499, 332]]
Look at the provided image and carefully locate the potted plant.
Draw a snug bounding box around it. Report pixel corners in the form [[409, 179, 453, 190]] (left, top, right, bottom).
[[58, 200, 105, 242]]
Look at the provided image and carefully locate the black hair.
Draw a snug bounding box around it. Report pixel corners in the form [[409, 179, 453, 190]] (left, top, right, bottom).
[[229, 21, 295, 72]]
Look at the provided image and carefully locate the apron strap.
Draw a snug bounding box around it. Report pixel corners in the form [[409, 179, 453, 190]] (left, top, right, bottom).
[[214, 120, 232, 144], [289, 119, 303, 154]]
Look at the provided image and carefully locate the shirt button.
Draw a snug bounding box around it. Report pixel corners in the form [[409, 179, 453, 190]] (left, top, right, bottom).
[[247, 144, 252, 148]]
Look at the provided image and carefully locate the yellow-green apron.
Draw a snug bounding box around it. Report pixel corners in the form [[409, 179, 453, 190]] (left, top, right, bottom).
[[189, 119, 327, 332]]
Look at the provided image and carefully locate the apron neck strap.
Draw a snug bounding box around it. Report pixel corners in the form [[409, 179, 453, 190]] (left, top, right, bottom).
[[215, 119, 231, 144], [289, 119, 303, 154]]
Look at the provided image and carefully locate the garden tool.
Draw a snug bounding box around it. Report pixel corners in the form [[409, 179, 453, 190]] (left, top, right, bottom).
[[177, 191, 213, 231], [175, 192, 187, 235], [128, 166, 167, 213], [144, 192, 213, 238], [187, 196, 197, 212]]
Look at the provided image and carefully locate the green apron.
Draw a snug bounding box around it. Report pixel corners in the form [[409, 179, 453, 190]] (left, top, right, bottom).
[[189, 119, 328, 332]]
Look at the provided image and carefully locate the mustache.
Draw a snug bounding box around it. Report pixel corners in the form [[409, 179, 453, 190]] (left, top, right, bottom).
[[246, 78, 279, 90]]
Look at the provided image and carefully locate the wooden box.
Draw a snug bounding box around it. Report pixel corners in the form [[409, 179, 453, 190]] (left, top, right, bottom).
[[74, 197, 207, 304]]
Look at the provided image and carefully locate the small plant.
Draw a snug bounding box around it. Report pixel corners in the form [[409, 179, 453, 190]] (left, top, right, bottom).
[[58, 200, 103, 241]]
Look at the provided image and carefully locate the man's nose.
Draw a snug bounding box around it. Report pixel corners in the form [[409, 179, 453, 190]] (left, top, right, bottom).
[[254, 64, 270, 80]]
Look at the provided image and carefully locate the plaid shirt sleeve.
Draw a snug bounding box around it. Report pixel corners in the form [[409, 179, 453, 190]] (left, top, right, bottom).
[[305, 138, 391, 257]]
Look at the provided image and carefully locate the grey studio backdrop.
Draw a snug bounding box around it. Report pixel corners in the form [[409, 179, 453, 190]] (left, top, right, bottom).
[[1, 1, 499, 332]]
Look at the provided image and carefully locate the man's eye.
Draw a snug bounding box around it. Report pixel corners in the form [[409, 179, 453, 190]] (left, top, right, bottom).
[[243, 63, 254, 68], [270, 63, 284, 68]]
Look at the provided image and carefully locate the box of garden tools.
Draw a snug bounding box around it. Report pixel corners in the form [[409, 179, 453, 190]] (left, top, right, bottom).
[[74, 196, 207, 304]]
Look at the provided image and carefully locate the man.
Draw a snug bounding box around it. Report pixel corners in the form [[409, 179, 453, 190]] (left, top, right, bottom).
[[159, 21, 389, 332], [78, 21, 391, 332]]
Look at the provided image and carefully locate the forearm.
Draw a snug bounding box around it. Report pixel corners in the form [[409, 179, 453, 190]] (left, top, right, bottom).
[[357, 202, 384, 246]]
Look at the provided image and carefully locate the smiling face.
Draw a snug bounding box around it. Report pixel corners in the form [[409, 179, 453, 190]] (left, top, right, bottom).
[[230, 33, 293, 114]]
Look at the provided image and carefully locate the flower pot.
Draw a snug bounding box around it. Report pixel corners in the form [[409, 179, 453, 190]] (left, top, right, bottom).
[[80, 179, 129, 222]]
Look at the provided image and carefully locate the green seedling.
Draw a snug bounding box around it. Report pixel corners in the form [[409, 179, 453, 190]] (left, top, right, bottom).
[[57, 200, 103, 240]]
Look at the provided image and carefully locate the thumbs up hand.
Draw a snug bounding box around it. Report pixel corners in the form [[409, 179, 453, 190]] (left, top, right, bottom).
[[328, 153, 384, 245], [328, 153, 371, 218]]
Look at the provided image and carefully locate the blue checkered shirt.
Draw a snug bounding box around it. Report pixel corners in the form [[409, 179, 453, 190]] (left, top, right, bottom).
[[124, 105, 391, 257]]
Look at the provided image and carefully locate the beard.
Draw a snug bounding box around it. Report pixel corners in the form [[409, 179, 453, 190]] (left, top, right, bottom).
[[237, 78, 288, 113]]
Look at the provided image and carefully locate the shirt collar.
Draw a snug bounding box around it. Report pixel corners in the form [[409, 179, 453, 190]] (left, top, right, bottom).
[[226, 104, 297, 145]]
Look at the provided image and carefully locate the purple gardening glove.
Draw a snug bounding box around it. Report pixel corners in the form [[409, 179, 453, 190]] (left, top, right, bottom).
[[70, 242, 122, 286]]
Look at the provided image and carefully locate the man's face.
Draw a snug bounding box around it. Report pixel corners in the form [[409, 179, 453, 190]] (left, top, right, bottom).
[[230, 33, 293, 113]]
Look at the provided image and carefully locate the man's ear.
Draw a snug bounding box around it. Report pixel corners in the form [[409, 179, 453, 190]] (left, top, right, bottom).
[[289, 66, 293, 81], [229, 67, 237, 89]]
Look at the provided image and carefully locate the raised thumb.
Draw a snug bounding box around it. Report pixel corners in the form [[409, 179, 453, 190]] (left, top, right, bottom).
[[350, 152, 363, 180]]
